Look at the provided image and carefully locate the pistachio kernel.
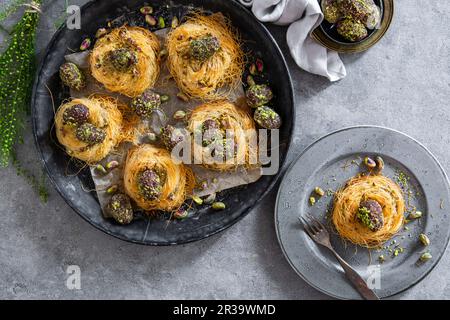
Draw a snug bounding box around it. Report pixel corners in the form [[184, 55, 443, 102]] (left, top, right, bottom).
[[80, 38, 91, 51], [140, 6, 153, 15], [375, 156, 385, 172], [145, 15, 157, 26], [203, 193, 216, 204], [314, 187, 325, 197], [246, 75, 256, 87], [419, 252, 432, 262], [158, 16, 165, 28], [192, 195, 203, 205], [212, 202, 226, 210], [146, 132, 157, 142], [159, 49, 168, 59], [177, 92, 189, 102], [419, 233, 430, 246], [171, 16, 179, 28], [249, 63, 257, 75], [364, 156, 376, 169], [199, 180, 208, 190], [106, 184, 119, 194], [173, 110, 187, 121], [106, 160, 119, 170], [173, 208, 188, 220], [160, 94, 170, 103], [255, 58, 264, 73], [95, 164, 107, 175], [408, 210, 423, 219], [309, 196, 316, 206], [95, 28, 108, 39]]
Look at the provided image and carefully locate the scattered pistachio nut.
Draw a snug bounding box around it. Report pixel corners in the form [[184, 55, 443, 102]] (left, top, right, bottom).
[[174, 208, 188, 220], [95, 28, 108, 38], [106, 184, 118, 194], [203, 193, 216, 204], [199, 180, 208, 190], [246, 75, 256, 87], [192, 195, 203, 205], [177, 92, 189, 102], [419, 233, 430, 246], [408, 210, 423, 219], [378, 255, 385, 263], [158, 16, 165, 28], [173, 110, 187, 120], [419, 252, 432, 262], [212, 202, 226, 210], [212, 178, 219, 184], [375, 156, 385, 172], [160, 94, 170, 103], [255, 58, 264, 73], [145, 15, 157, 26], [159, 48, 168, 59], [140, 6, 153, 14], [171, 16, 179, 28], [249, 63, 257, 75], [364, 156, 376, 169], [95, 164, 107, 175], [314, 187, 325, 197], [309, 196, 316, 206], [146, 132, 157, 142], [80, 38, 91, 51], [106, 160, 119, 170]]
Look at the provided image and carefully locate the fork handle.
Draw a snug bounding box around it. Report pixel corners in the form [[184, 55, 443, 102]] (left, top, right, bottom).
[[329, 248, 380, 300]]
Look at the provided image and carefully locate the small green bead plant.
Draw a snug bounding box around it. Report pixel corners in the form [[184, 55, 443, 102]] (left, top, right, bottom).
[[0, 1, 48, 202]]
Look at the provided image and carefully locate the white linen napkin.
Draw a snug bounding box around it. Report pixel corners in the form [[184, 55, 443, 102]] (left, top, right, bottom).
[[239, 0, 346, 82]]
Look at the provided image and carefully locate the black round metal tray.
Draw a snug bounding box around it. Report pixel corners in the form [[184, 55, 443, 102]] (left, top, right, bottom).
[[32, 0, 295, 245]]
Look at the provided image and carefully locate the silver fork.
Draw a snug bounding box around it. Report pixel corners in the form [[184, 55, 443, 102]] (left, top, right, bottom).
[[299, 214, 380, 300]]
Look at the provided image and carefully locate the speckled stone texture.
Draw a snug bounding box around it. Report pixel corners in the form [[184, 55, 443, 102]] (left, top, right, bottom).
[[0, 0, 449, 299]]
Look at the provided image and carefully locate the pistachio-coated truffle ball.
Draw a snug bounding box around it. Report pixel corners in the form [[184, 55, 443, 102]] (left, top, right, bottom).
[[210, 138, 236, 160], [138, 169, 163, 201], [339, 0, 373, 23], [201, 119, 222, 146], [62, 104, 89, 126], [322, 0, 341, 24], [254, 106, 281, 129], [75, 123, 106, 145], [246, 84, 274, 108], [357, 199, 384, 231], [131, 90, 161, 118], [109, 48, 138, 72], [189, 34, 220, 62], [336, 18, 368, 42], [161, 125, 187, 151], [107, 193, 134, 225], [59, 62, 86, 90]]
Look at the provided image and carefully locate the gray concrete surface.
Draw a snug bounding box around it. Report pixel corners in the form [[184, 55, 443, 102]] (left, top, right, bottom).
[[0, 0, 449, 299]]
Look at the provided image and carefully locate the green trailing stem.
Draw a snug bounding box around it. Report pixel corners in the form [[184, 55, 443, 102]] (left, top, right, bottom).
[[0, 0, 41, 166], [0, 0, 29, 24]]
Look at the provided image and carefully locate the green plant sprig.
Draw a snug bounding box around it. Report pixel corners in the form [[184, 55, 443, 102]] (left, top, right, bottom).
[[0, 0, 41, 166], [0, 0, 29, 24]]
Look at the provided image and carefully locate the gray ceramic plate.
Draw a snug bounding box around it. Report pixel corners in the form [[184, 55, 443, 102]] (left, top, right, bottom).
[[275, 126, 450, 299]]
